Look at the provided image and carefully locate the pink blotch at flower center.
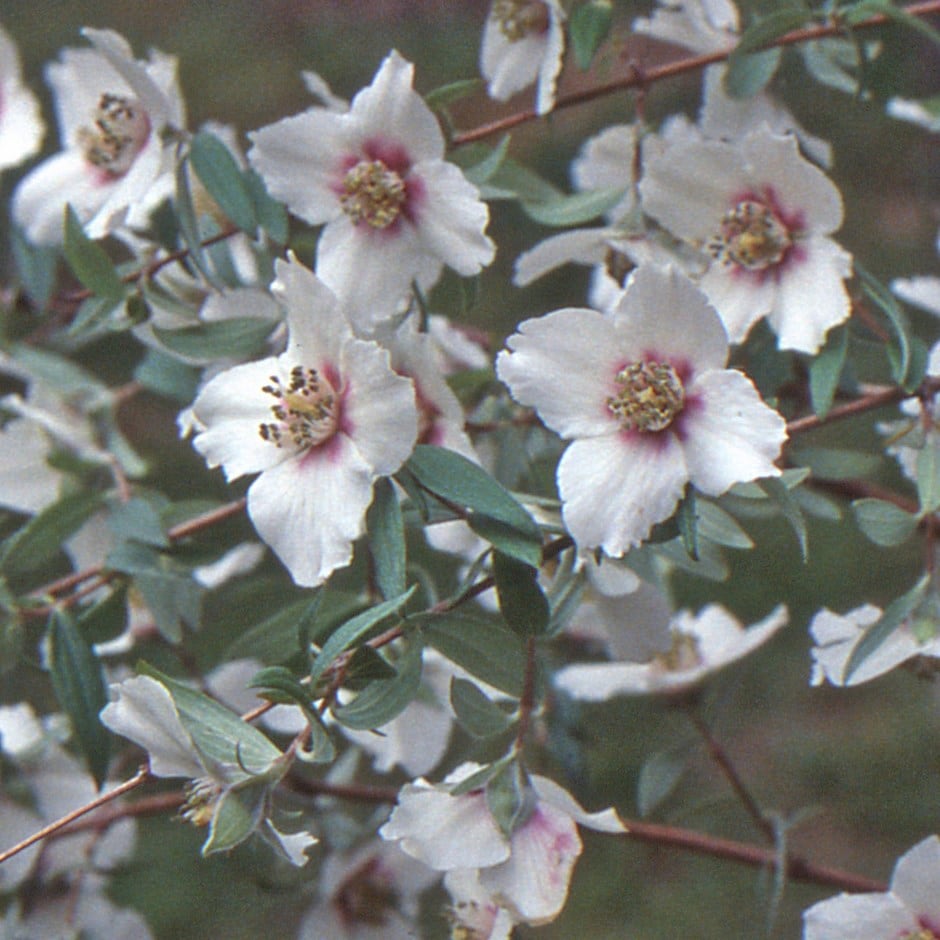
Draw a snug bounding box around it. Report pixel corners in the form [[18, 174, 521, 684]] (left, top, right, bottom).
[[340, 159, 407, 229], [653, 629, 703, 673], [77, 93, 151, 178], [492, 0, 550, 41], [708, 199, 792, 271], [258, 365, 339, 450], [607, 360, 685, 432], [903, 930, 940, 940]]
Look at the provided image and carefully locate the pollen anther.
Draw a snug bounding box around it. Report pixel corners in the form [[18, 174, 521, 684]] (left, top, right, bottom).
[[77, 93, 151, 177], [708, 199, 792, 271], [607, 360, 685, 432], [259, 365, 338, 449], [340, 159, 406, 229], [491, 0, 551, 41]]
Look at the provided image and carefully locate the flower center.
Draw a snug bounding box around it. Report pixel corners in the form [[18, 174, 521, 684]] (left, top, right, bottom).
[[607, 360, 685, 432], [180, 777, 222, 828], [491, 0, 550, 41], [652, 629, 704, 673], [340, 159, 407, 229], [448, 898, 501, 939], [258, 365, 338, 450], [334, 857, 398, 926], [708, 200, 792, 271], [76, 93, 151, 178]]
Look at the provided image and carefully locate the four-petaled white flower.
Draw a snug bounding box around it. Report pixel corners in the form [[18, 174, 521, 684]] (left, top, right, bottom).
[[12, 28, 185, 245], [248, 50, 494, 331], [639, 125, 853, 353], [0, 23, 44, 173], [496, 264, 787, 556], [803, 835, 940, 939], [379, 763, 625, 926], [190, 256, 418, 587], [556, 603, 788, 699], [809, 604, 940, 688], [480, 0, 566, 116]]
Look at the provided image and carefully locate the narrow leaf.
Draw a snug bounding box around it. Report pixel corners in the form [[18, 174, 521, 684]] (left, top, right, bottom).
[[734, 9, 812, 54], [189, 131, 257, 234], [493, 551, 550, 637], [637, 746, 688, 818], [202, 783, 267, 856], [809, 323, 848, 419], [852, 498, 919, 547], [917, 439, 940, 515], [367, 477, 406, 601], [175, 155, 224, 289], [760, 476, 808, 561], [522, 187, 626, 227], [63, 205, 125, 300], [450, 677, 512, 739], [570, 0, 613, 69], [244, 169, 289, 244], [153, 318, 277, 361], [723, 47, 782, 98], [856, 260, 911, 385]]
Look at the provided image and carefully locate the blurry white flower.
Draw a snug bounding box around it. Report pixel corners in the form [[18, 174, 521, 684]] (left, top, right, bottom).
[[803, 835, 940, 938], [297, 839, 438, 940], [0, 22, 44, 172], [12, 28, 185, 244], [556, 603, 787, 698], [892, 229, 940, 318], [809, 603, 940, 687], [639, 125, 853, 353], [887, 96, 940, 133], [379, 763, 624, 926], [248, 50, 494, 330], [480, 0, 566, 116], [497, 265, 787, 555], [444, 868, 517, 939], [190, 257, 418, 587], [632, 0, 739, 54]]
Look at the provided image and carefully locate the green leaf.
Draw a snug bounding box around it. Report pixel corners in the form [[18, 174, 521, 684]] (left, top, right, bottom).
[[249, 665, 314, 708], [450, 677, 513, 738], [367, 477, 406, 601], [67, 293, 128, 340], [0, 491, 105, 578], [420, 613, 525, 698], [189, 131, 258, 234], [845, 0, 940, 45], [449, 757, 511, 797], [917, 439, 940, 515], [723, 46, 782, 98], [12, 227, 58, 310], [244, 169, 289, 245], [809, 324, 848, 419], [133, 349, 201, 403], [332, 638, 423, 730], [493, 551, 550, 637], [856, 260, 912, 385], [153, 318, 278, 361], [483, 158, 563, 204], [522, 187, 625, 227], [852, 498, 919, 547], [843, 575, 930, 682], [570, 0, 613, 69], [791, 447, 881, 481], [695, 500, 754, 550], [63, 205, 126, 300], [760, 476, 808, 561], [677, 489, 699, 561], [77, 583, 129, 645], [637, 745, 689, 818], [401, 445, 542, 566], [202, 782, 267, 857], [140, 664, 282, 776], [48, 609, 110, 786], [734, 9, 812, 54], [309, 586, 417, 684], [425, 77, 484, 109], [799, 38, 868, 96], [107, 542, 203, 643], [108, 495, 171, 548], [175, 155, 225, 290], [227, 594, 326, 665], [486, 760, 536, 838], [460, 135, 511, 189]]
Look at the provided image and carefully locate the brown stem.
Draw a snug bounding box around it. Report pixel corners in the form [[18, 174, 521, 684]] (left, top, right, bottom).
[[451, 2, 940, 147], [786, 386, 910, 436]]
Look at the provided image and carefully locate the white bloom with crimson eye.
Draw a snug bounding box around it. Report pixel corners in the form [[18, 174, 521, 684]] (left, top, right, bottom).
[[480, 0, 566, 116], [190, 256, 418, 587], [496, 264, 787, 556], [379, 763, 625, 926], [556, 603, 788, 699], [803, 835, 940, 939], [248, 50, 494, 331], [0, 23, 44, 172], [809, 604, 940, 688], [12, 28, 185, 245], [639, 125, 853, 353]]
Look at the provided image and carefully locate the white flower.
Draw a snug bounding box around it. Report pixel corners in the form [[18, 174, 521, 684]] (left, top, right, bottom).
[[496, 264, 787, 555], [887, 96, 940, 133], [379, 763, 625, 925], [632, 0, 739, 54], [809, 604, 940, 687], [190, 256, 418, 587], [248, 50, 494, 329], [444, 868, 517, 939], [639, 125, 853, 353], [297, 839, 438, 940], [0, 22, 44, 172], [892, 229, 940, 318], [556, 603, 788, 698], [803, 835, 940, 938], [480, 0, 566, 116], [12, 28, 185, 245]]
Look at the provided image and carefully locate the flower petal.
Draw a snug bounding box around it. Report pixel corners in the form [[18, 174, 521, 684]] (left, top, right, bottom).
[[890, 835, 940, 923]]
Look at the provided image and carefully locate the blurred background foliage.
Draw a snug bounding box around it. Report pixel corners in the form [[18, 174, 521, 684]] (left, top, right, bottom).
[[1, 1, 939, 937]]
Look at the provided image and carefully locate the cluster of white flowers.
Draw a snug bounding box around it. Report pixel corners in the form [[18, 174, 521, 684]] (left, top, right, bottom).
[[0, 1, 938, 937]]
